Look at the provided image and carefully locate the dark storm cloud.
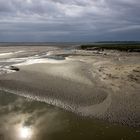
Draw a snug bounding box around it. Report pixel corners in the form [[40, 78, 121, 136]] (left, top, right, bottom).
[[0, 0, 140, 42]]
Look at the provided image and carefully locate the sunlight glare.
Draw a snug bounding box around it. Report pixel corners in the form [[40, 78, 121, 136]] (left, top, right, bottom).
[[19, 126, 32, 139]]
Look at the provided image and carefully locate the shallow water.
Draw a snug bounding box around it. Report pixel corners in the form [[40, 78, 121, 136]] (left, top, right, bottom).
[[0, 91, 139, 140], [0, 47, 66, 75]]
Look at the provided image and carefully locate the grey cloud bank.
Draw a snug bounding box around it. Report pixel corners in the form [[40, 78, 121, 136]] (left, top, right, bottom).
[[0, 0, 140, 42]]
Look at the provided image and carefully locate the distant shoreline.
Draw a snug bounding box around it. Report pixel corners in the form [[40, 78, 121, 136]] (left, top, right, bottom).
[[1, 42, 140, 52], [0, 41, 140, 46]]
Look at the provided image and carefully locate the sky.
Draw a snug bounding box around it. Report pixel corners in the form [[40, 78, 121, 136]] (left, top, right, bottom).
[[0, 0, 140, 42]]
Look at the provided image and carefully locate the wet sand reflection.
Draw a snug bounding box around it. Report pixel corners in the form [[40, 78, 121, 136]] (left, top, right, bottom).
[[0, 91, 139, 140]]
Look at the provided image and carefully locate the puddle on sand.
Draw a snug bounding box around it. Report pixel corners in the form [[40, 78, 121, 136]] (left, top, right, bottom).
[[0, 91, 139, 140]]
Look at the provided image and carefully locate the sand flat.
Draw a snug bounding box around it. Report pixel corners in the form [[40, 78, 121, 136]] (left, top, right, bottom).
[[0, 46, 140, 127]]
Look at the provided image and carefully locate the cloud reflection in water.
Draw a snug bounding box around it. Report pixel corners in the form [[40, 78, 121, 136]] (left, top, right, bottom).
[[0, 91, 139, 140], [0, 91, 65, 140]]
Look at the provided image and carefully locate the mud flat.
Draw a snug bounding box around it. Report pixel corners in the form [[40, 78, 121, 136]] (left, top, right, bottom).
[[0, 46, 140, 127]]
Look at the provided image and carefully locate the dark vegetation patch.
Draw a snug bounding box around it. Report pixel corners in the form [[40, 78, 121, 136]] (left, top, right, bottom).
[[80, 43, 140, 52]]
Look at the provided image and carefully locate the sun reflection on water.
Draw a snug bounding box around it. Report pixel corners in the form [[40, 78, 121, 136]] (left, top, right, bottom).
[[18, 126, 32, 139]]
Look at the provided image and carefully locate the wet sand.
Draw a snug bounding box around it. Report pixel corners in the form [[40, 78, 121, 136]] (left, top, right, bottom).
[[0, 91, 139, 140], [0, 46, 140, 127]]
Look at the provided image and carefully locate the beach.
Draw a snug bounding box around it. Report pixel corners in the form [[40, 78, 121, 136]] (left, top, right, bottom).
[[0, 45, 139, 128]]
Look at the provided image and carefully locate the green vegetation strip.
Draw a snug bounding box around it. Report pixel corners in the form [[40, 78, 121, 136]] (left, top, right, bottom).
[[81, 44, 140, 52]]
